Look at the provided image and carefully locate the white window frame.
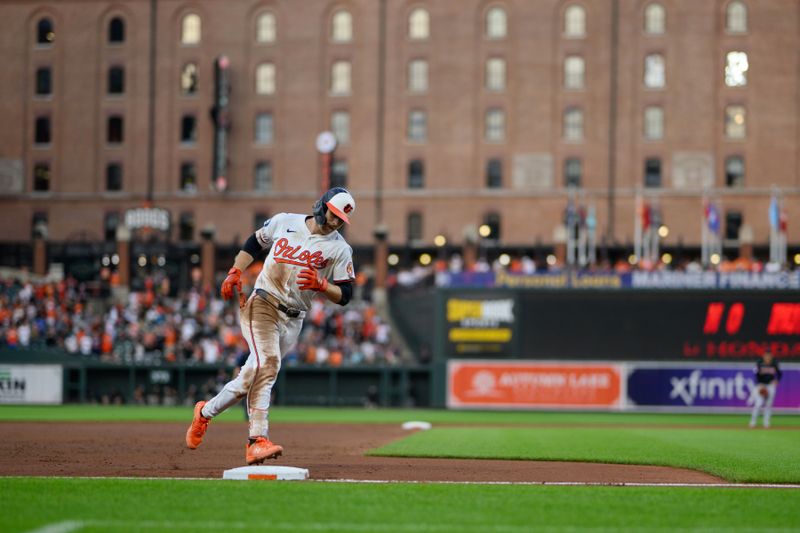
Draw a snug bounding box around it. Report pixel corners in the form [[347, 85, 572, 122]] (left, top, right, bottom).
[[409, 8, 430, 40], [181, 14, 201, 45], [255, 63, 276, 95], [331, 61, 351, 95], [254, 161, 273, 192], [256, 12, 276, 43], [331, 111, 350, 144], [408, 59, 428, 93], [486, 7, 507, 39], [255, 112, 273, 144], [725, 105, 746, 139], [332, 10, 353, 42], [485, 109, 505, 142], [725, 51, 748, 87], [644, 3, 665, 35], [486, 58, 506, 92], [564, 56, 585, 89], [407, 110, 427, 142], [726, 1, 747, 34], [644, 106, 664, 140], [563, 108, 583, 142], [564, 5, 586, 38], [644, 53, 665, 88]]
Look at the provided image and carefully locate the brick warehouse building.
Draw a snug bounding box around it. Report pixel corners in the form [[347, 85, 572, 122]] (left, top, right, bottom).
[[0, 0, 798, 288]]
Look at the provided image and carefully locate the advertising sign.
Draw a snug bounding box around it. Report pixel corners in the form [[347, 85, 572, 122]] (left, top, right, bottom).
[[627, 363, 800, 410], [445, 294, 517, 356], [448, 360, 623, 409], [0, 365, 63, 404]]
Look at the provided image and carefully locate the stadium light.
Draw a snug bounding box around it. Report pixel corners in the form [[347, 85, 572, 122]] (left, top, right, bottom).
[[137, 255, 147, 267], [710, 253, 721, 265], [387, 253, 399, 266], [499, 253, 510, 266], [434, 234, 447, 247], [419, 253, 432, 266], [661, 253, 672, 264], [658, 225, 669, 238], [628, 254, 637, 265], [546, 254, 557, 266], [794, 253, 800, 265], [478, 224, 491, 238]]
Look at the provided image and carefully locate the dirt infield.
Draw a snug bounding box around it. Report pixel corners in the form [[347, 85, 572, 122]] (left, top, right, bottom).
[[0, 421, 724, 484]]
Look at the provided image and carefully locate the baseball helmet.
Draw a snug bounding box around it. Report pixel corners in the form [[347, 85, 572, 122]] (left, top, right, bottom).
[[313, 187, 355, 225]]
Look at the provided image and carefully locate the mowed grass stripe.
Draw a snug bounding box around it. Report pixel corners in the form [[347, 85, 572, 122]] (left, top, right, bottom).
[[370, 427, 800, 484], [4, 478, 800, 533], [2, 405, 800, 427]]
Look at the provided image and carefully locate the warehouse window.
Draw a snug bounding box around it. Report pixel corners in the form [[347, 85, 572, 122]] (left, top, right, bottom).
[[644, 106, 664, 140], [181, 63, 198, 95], [725, 51, 748, 87], [408, 59, 428, 93], [726, 1, 747, 34], [108, 17, 125, 43], [256, 12, 276, 43], [725, 156, 745, 188], [644, 3, 665, 35], [35, 116, 51, 144], [107, 116, 124, 144], [331, 61, 351, 95], [486, 158, 502, 188], [486, 58, 506, 91], [564, 158, 582, 188], [725, 105, 746, 139], [35, 67, 52, 96], [563, 108, 583, 142], [409, 8, 430, 40], [486, 7, 507, 39], [33, 162, 50, 192], [484, 213, 501, 241], [254, 162, 272, 192], [725, 211, 743, 240], [644, 158, 662, 188], [255, 113, 273, 144], [408, 110, 427, 142], [564, 5, 586, 38], [408, 159, 424, 189], [181, 115, 197, 143], [180, 162, 197, 192], [485, 109, 505, 142], [644, 53, 665, 88], [179, 212, 195, 241], [106, 163, 123, 191], [564, 56, 585, 89], [256, 63, 276, 95], [37, 18, 54, 45], [331, 111, 349, 144], [407, 212, 423, 243], [108, 66, 125, 94], [332, 10, 353, 42], [104, 212, 120, 241], [331, 160, 348, 188], [181, 14, 201, 45]]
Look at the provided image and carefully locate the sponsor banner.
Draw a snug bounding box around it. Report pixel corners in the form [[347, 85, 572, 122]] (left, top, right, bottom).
[[627, 364, 800, 410], [445, 294, 516, 356], [0, 365, 63, 404], [443, 271, 800, 290], [448, 360, 623, 409]]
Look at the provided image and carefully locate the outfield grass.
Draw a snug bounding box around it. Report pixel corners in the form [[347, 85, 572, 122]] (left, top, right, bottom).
[[2, 405, 799, 427], [370, 427, 800, 483], [2, 478, 799, 533]]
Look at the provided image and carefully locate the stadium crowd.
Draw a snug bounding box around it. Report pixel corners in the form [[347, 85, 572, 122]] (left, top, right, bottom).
[[0, 271, 402, 369]]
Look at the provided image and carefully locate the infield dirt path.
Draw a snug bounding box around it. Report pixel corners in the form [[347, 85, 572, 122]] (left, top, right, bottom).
[[1, 421, 725, 483]]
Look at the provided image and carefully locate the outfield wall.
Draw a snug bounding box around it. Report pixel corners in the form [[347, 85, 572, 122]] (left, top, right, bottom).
[[445, 360, 800, 413]]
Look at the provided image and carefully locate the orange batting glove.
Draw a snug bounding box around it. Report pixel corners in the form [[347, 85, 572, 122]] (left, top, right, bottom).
[[221, 267, 242, 300], [297, 266, 328, 292]]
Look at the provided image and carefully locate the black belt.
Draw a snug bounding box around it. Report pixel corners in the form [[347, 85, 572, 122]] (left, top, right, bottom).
[[255, 289, 302, 318]]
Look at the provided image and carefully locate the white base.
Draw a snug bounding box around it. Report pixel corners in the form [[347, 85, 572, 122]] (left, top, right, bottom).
[[222, 465, 309, 481], [402, 420, 432, 430]]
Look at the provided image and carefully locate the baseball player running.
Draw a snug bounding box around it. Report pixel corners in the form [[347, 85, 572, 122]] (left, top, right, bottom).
[[186, 187, 356, 464], [749, 351, 782, 429]]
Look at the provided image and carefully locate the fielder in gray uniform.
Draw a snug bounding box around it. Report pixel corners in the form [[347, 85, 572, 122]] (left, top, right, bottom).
[[186, 187, 356, 464], [749, 351, 782, 429]]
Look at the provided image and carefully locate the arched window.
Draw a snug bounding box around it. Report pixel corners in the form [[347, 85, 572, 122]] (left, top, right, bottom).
[[332, 10, 353, 42], [256, 12, 276, 43], [181, 14, 201, 44], [564, 5, 585, 38], [256, 63, 276, 95], [644, 3, 665, 35], [408, 8, 430, 39], [486, 7, 507, 39], [37, 18, 54, 45], [109, 17, 125, 43], [726, 1, 747, 33]]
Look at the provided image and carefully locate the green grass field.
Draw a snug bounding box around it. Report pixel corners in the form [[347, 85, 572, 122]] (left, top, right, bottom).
[[3, 406, 800, 532]]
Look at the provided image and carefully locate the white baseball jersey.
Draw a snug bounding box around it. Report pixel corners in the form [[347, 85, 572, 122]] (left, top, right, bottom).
[[253, 213, 355, 312]]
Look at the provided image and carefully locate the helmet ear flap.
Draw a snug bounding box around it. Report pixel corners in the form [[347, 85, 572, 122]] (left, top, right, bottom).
[[313, 198, 327, 226]]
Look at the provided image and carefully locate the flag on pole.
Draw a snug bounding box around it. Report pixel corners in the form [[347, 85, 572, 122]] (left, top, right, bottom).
[[641, 202, 651, 231], [705, 201, 720, 234], [769, 196, 780, 229]]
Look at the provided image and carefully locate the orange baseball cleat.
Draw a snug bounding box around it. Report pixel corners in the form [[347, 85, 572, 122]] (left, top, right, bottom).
[[246, 437, 283, 464], [185, 401, 210, 449]]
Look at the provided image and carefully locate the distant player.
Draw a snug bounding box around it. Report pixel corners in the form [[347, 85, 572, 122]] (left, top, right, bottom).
[[185, 187, 356, 463], [749, 351, 782, 429]]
